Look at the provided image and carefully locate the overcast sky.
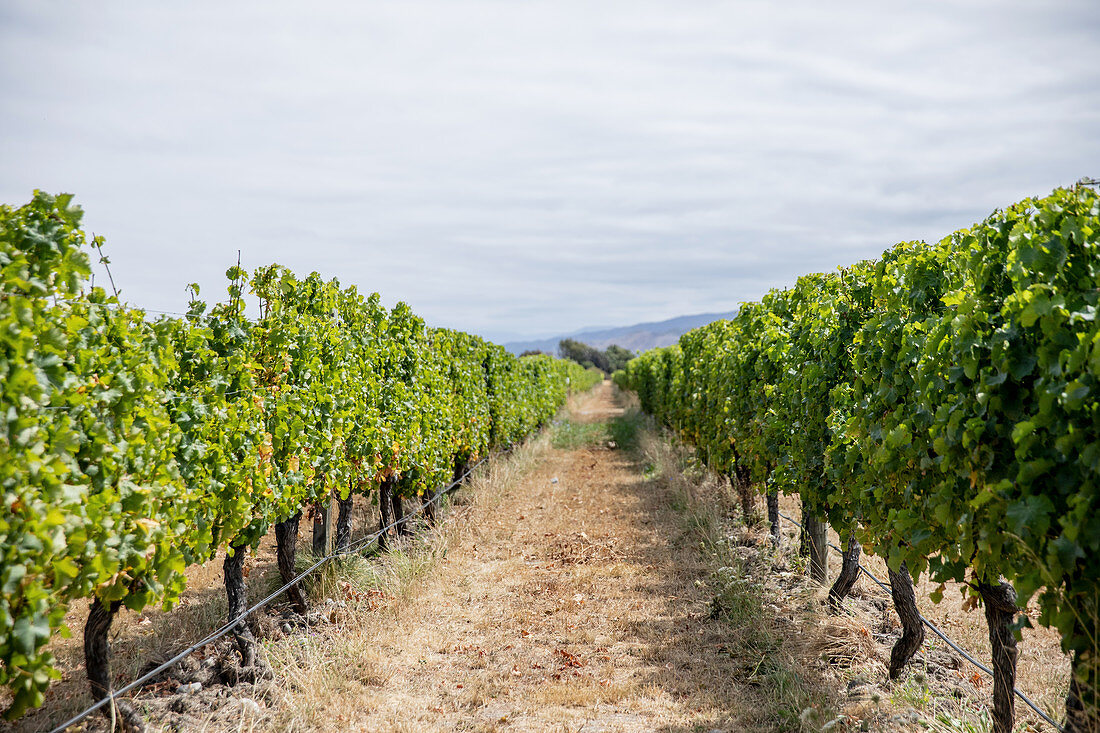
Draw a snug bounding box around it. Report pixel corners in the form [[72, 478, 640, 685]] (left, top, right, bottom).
[[2, 1, 1098, 342]]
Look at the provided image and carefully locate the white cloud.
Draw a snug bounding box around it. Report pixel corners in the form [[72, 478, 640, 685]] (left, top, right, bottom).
[[2, 0, 1098, 341]]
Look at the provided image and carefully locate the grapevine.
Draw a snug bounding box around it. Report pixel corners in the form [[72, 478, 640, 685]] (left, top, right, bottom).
[[619, 184, 1100, 732], [0, 191, 598, 723]]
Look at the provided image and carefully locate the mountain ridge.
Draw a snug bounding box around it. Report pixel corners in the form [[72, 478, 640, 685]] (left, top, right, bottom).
[[503, 310, 739, 355]]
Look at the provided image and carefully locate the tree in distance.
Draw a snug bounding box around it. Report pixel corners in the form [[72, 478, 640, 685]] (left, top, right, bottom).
[[558, 339, 634, 373]]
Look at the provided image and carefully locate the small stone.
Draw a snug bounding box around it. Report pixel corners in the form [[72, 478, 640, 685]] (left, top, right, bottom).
[[550, 477, 559, 484], [281, 622, 292, 634], [238, 697, 261, 716], [176, 682, 202, 694]]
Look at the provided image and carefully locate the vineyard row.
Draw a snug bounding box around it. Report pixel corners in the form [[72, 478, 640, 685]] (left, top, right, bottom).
[[0, 191, 603, 726], [615, 183, 1100, 733]]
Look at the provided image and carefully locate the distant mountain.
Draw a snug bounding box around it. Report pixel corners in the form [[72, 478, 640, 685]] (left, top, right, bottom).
[[504, 310, 739, 356]]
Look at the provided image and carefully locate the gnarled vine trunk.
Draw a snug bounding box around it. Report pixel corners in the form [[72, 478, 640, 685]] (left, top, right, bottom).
[[378, 477, 395, 551], [454, 458, 470, 487], [335, 492, 354, 553], [223, 543, 257, 672], [977, 579, 1018, 733], [274, 511, 308, 614], [728, 466, 754, 520], [828, 533, 861, 611], [85, 599, 146, 732], [311, 494, 330, 557], [887, 562, 924, 679], [803, 511, 828, 583], [421, 489, 437, 526], [392, 489, 411, 536], [766, 489, 780, 543]]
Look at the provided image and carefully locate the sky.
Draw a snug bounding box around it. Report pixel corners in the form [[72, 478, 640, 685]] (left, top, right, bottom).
[[2, 1, 1099, 343]]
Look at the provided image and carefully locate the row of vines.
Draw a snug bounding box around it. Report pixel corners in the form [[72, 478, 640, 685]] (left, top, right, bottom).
[[616, 183, 1100, 732], [0, 191, 603, 725]]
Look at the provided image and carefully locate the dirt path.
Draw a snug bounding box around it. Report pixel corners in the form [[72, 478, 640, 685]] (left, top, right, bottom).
[[330, 383, 753, 732]]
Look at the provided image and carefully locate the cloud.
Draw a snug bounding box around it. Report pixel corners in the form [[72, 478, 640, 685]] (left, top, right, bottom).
[[2, 0, 1098, 341]]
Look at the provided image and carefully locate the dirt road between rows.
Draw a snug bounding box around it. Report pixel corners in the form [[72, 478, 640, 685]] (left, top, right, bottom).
[[334, 382, 753, 732], [15, 381, 1070, 733]]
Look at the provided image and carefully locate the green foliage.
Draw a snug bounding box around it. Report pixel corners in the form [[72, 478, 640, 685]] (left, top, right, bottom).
[[0, 191, 599, 719], [604, 345, 635, 373], [1, 193, 186, 718], [619, 184, 1100, 704], [608, 407, 644, 453]]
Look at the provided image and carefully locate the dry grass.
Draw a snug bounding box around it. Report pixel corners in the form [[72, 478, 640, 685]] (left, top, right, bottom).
[[252, 438, 553, 732], [635, 421, 841, 732]]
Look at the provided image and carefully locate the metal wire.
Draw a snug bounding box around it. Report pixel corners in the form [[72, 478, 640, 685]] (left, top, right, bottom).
[[48, 454, 493, 733], [775, 511, 1064, 732]]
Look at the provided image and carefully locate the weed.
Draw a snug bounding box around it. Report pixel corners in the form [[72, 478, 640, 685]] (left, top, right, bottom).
[[923, 708, 993, 733], [608, 407, 645, 452], [550, 418, 609, 449], [291, 552, 380, 603], [893, 672, 932, 711]]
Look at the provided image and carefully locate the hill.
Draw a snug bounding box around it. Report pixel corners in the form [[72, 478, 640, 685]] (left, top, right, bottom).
[[503, 310, 738, 355]]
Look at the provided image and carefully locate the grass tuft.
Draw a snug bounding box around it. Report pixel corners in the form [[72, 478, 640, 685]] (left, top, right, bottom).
[[608, 405, 645, 452], [550, 418, 609, 449]]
